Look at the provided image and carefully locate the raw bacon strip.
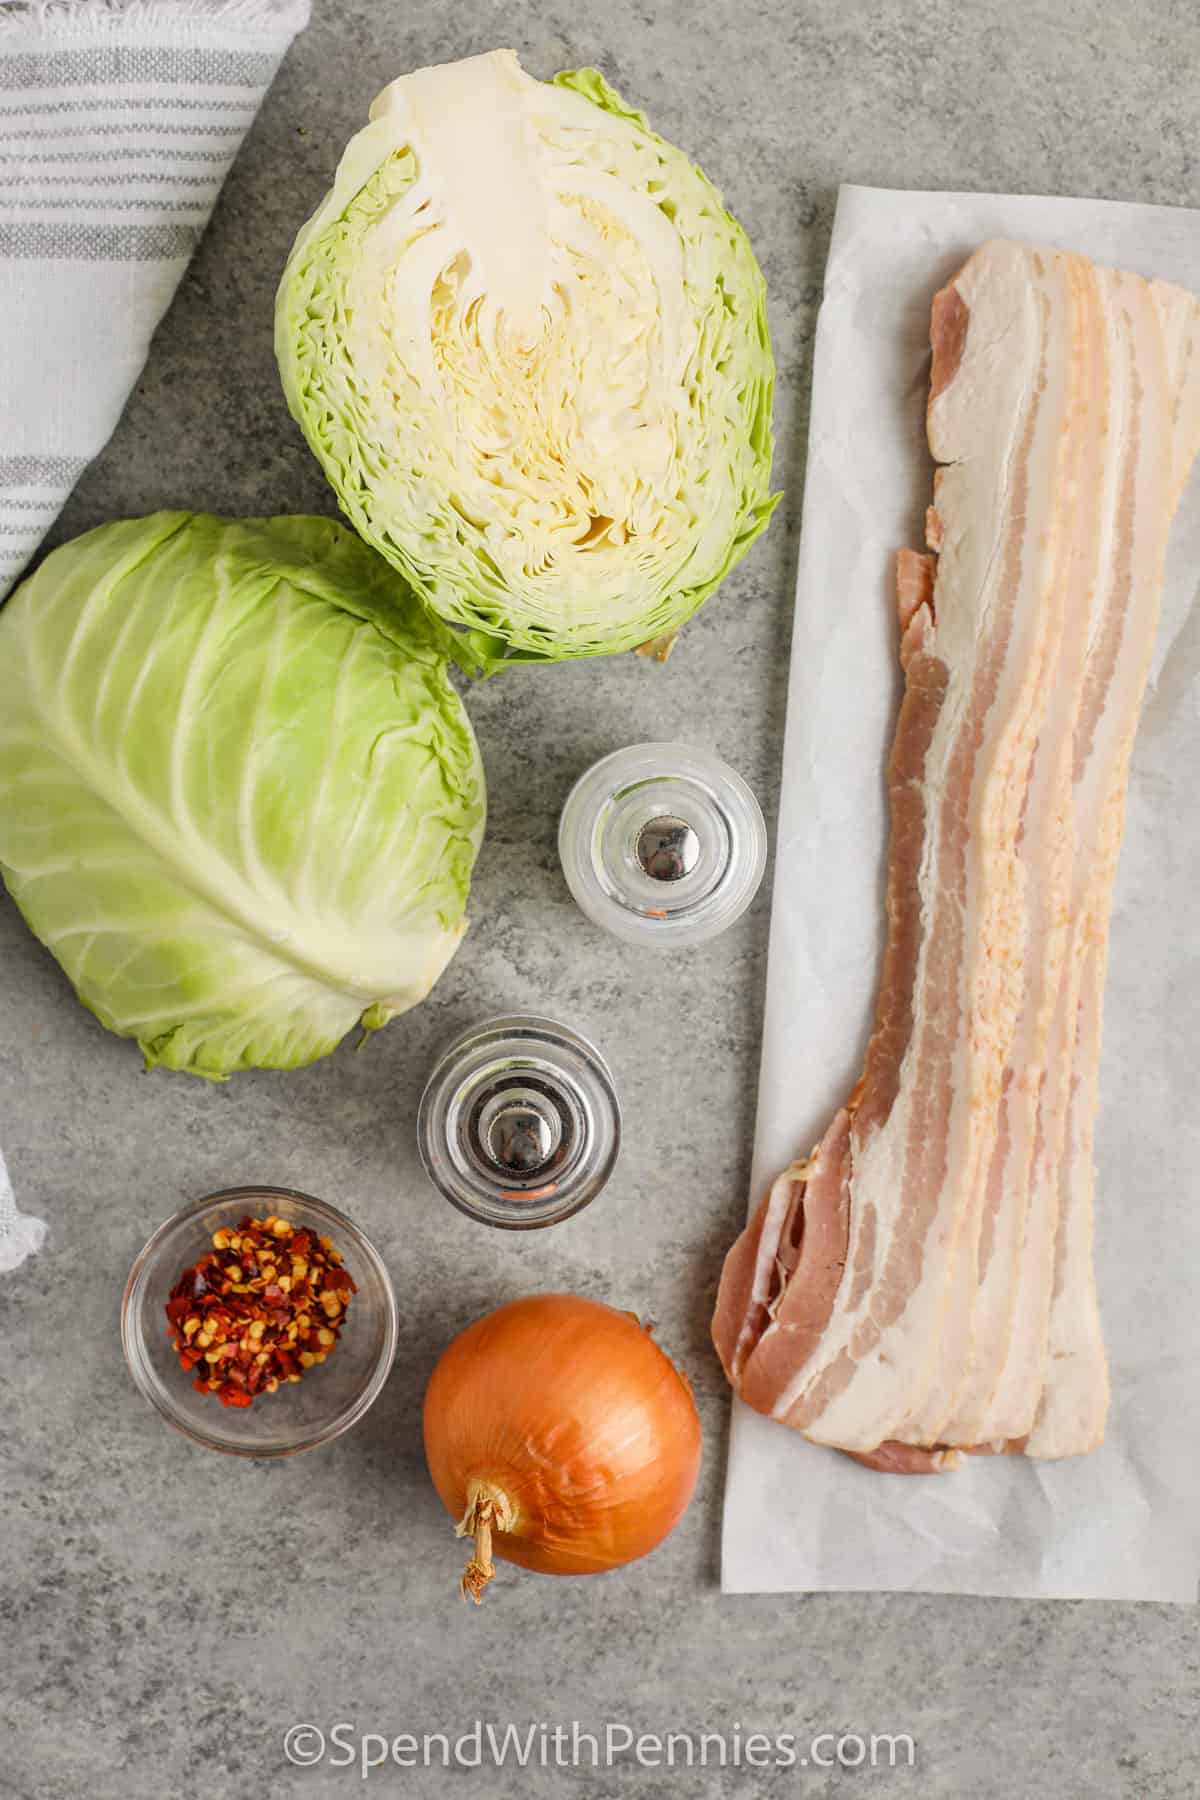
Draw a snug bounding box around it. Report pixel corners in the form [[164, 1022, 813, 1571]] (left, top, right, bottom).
[[896, 548, 935, 630], [1025, 275, 1200, 1457], [934, 266, 1109, 1448], [712, 597, 945, 1411], [734, 1113, 852, 1419], [985, 272, 1200, 1452], [895, 253, 1097, 1450], [714, 241, 1200, 1470], [979, 267, 1145, 1443], [775, 243, 1083, 1456], [1152, 279, 1200, 509]]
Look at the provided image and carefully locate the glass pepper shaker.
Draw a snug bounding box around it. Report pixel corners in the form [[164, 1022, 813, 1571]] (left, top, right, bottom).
[[417, 1015, 621, 1229], [558, 741, 767, 947]]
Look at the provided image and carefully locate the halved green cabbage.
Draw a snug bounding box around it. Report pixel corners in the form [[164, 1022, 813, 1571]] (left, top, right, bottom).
[[0, 514, 485, 1078], [276, 51, 778, 667]]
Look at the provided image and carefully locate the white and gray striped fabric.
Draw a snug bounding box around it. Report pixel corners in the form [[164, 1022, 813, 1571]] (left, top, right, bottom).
[[0, 0, 309, 1273], [0, 0, 310, 602]]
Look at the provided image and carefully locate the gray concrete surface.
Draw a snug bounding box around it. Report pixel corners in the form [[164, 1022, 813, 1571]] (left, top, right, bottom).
[[3, 1, 1199, 1795]]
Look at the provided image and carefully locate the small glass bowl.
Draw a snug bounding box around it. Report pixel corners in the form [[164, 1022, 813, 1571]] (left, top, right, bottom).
[[121, 1187, 398, 1457]]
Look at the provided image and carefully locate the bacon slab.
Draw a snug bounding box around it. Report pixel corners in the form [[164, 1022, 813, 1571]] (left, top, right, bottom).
[[713, 241, 1200, 1468]]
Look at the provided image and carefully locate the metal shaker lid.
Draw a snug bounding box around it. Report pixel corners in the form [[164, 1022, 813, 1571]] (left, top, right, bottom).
[[558, 742, 767, 947]]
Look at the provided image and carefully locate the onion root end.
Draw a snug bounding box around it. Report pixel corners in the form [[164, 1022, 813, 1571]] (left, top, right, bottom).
[[454, 1479, 516, 1606]]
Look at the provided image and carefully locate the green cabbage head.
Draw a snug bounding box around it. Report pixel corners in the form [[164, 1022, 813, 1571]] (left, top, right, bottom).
[[0, 514, 485, 1078], [276, 50, 778, 668]]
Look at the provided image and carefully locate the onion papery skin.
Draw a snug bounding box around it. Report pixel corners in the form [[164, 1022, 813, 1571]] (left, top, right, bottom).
[[423, 1294, 702, 1586]]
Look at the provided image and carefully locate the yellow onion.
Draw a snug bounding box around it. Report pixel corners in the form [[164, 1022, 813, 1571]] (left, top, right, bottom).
[[422, 1294, 701, 1603]]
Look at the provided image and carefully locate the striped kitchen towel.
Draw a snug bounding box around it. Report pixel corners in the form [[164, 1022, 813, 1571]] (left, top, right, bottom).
[[0, 0, 310, 602], [0, 0, 308, 1273]]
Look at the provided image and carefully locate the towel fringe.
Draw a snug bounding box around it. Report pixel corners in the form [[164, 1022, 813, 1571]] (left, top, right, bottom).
[[0, 0, 310, 38]]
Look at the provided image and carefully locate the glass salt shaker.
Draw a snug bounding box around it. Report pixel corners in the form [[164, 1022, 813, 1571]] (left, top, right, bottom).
[[417, 1015, 621, 1229], [558, 742, 767, 948]]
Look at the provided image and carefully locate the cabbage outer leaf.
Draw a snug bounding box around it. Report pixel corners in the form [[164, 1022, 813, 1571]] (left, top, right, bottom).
[[0, 514, 485, 1077]]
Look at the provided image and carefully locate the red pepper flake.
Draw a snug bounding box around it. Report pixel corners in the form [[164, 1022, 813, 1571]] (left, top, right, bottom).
[[164, 1213, 356, 1408]]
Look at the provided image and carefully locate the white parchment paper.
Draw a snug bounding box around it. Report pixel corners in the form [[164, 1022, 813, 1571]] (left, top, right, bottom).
[[722, 185, 1200, 1602]]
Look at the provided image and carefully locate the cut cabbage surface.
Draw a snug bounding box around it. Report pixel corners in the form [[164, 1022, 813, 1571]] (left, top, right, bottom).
[[276, 51, 778, 666]]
